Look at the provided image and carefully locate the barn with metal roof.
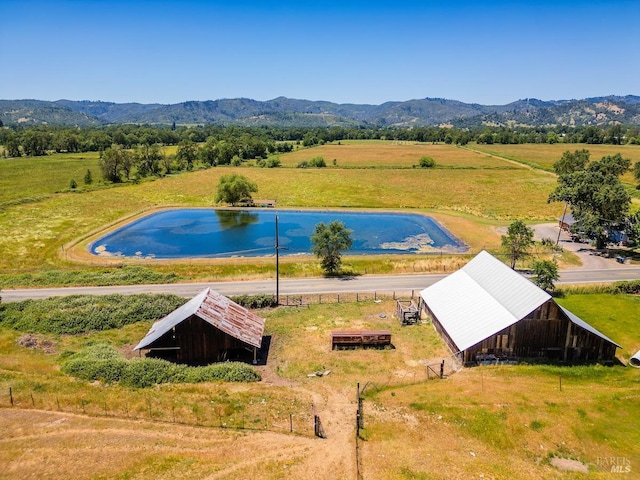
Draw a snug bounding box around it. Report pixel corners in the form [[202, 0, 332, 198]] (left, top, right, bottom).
[[134, 288, 265, 365], [419, 251, 620, 364]]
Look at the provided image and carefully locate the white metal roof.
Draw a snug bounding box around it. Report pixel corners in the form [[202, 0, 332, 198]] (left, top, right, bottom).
[[134, 288, 265, 350], [419, 250, 617, 352]]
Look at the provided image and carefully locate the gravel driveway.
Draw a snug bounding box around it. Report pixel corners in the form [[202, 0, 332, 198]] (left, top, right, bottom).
[[533, 223, 630, 270]]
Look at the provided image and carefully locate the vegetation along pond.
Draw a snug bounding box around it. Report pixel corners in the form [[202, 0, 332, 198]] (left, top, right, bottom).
[[90, 209, 467, 259]]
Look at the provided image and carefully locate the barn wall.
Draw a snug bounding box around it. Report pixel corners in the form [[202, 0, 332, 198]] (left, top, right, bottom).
[[463, 300, 617, 363], [175, 316, 247, 363], [422, 303, 462, 360], [147, 315, 249, 364]]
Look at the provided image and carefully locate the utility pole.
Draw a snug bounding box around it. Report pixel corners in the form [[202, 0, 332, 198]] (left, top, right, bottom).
[[275, 214, 280, 305], [556, 203, 568, 247]]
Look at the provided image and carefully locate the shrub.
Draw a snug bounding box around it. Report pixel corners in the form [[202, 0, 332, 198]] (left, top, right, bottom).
[[419, 156, 436, 168], [230, 294, 277, 309], [257, 157, 281, 168], [119, 358, 182, 388], [612, 280, 640, 294], [61, 343, 261, 387], [0, 294, 186, 334], [297, 156, 326, 168], [60, 343, 127, 383], [309, 156, 326, 168]]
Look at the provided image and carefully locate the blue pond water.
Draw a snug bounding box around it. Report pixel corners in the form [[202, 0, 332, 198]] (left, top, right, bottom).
[[90, 209, 467, 259]]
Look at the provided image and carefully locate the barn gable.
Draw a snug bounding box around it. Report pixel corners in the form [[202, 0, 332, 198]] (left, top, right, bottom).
[[419, 251, 620, 364], [134, 288, 265, 364]]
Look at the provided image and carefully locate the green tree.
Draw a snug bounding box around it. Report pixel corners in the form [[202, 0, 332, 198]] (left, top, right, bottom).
[[69, 178, 77, 190], [548, 153, 631, 249], [633, 161, 640, 185], [501, 220, 534, 269], [532, 259, 559, 292], [176, 139, 198, 170], [215, 173, 257, 206], [135, 143, 163, 176], [553, 149, 590, 175], [99, 145, 133, 182], [84, 169, 93, 185], [310, 221, 353, 275]]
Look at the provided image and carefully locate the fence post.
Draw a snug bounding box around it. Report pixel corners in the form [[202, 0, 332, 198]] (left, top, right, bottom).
[[9, 387, 13, 406], [290, 413, 293, 432], [31, 393, 35, 407]]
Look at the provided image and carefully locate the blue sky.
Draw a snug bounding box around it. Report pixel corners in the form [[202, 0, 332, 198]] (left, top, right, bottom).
[[1, 0, 639, 105]]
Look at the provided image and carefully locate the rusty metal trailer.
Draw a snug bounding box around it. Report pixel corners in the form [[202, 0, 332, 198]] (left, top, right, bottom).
[[331, 330, 392, 350]]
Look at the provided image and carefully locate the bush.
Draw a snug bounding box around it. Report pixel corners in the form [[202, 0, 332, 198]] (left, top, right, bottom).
[[297, 156, 326, 168], [0, 293, 187, 334], [119, 358, 182, 388], [419, 156, 436, 168], [61, 343, 261, 387], [612, 280, 640, 294], [230, 294, 277, 309], [309, 156, 326, 168], [257, 157, 281, 168], [60, 343, 127, 383], [0, 265, 180, 288]]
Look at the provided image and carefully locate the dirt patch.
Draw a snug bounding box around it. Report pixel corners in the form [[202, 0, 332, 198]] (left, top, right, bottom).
[[16, 334, 56, 353], [550, 456, 589, 473]]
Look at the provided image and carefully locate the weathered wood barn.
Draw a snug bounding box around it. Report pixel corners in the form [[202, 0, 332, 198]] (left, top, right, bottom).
[[419, 251, 620, 364], [133, 288, 265, 365]]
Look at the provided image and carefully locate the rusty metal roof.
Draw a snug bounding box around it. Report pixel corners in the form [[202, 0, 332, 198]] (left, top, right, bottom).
[[134, 288, 265, 350]]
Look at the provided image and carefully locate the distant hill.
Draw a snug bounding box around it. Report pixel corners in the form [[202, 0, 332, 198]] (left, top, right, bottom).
[[1, 95, 639, 128]]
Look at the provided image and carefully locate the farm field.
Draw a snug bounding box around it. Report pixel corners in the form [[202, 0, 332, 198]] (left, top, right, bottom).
[[0, 141, 569, 279], [279, 141, 515, 169], [1, 293, 639, 479], [469, 142, 640, 182]]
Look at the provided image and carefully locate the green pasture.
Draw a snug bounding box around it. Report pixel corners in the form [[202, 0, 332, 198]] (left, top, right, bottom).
[[0, 152, 102, 206], [0, 142, 564, 274]]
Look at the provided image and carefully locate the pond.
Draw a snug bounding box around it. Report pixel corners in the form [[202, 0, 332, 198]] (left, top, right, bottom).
[[89, 209, 467, 259]]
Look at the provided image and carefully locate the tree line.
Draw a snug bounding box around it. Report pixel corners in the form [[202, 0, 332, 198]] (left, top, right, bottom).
[[2, 123, 640, 159]]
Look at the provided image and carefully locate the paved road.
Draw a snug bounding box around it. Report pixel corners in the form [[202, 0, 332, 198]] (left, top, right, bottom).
[[2, 267, 639, 302], [4, 221, 637, 302]]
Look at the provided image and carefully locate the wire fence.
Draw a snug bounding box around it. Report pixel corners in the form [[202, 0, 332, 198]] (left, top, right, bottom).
[[278, 290, 420, 307], [354, 354, 462, 479], [3, 386, 317, 437]]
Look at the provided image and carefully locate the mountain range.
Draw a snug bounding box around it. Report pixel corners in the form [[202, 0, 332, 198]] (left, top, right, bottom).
[[2, 95, 639, 128]]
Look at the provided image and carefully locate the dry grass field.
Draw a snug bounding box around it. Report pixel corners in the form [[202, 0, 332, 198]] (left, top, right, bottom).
[[469, 142, 640, 182], [280, 141, 513, 168], [1, 294, 639, 479]]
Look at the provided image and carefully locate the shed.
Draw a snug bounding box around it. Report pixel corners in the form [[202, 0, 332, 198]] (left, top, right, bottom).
[[419, 251, 620, 364], [133, 288, 265, 364]]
